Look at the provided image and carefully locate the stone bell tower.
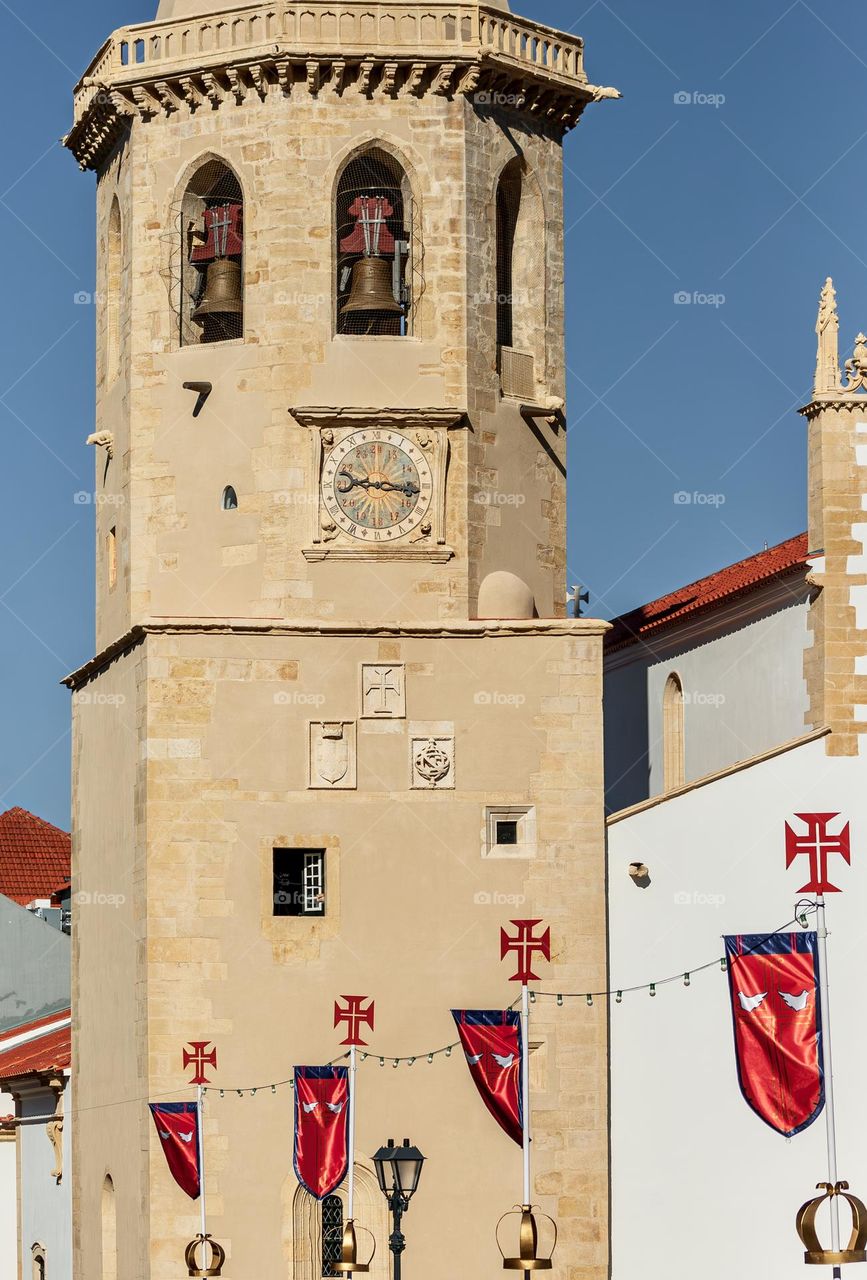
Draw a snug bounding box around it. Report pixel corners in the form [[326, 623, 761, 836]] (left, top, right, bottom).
[[800, 279, 867, 753], [65, 3, 617, 1278]]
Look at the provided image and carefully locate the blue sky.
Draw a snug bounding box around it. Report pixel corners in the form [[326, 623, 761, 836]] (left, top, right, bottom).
[[0, 0, 864, 827]]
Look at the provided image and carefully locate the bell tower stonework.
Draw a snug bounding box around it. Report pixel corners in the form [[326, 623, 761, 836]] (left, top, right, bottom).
[[65, 5, 617, 1277]]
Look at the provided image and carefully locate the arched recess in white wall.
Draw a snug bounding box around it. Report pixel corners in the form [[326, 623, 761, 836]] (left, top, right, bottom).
[[663, 672, 686, 792]]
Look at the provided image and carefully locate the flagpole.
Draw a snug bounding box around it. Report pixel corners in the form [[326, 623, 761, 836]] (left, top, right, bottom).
[[815, 895, 842, 1278], [348, 1044, 357, 1221], [197, 1084, 207, 1242], [521, 984, 530, 1205]]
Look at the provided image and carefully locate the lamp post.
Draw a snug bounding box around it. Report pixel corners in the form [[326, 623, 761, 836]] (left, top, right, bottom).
[[372, 1137, 425, 1280]]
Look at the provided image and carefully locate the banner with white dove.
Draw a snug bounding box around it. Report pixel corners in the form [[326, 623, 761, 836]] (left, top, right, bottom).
[[293, 1066, 350, 1199], [452, 1009, 523, 1146], [149, 1102, 202, 1199], [725, 932, 824, 1137]]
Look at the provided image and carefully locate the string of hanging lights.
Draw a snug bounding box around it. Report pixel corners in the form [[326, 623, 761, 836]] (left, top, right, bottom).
[[198, 905, 816, 1094]]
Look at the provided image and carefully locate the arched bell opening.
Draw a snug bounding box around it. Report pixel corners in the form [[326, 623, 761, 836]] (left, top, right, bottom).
[[180, 158, 244, 346], [335, 148, 413, 337]]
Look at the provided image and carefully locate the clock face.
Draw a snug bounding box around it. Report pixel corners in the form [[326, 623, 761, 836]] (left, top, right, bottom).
[[321, 430, 434, 540]]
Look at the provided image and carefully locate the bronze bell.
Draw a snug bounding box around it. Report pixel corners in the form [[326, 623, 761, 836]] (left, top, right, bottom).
[[192, 257, 243, 321], [341, 256, 402, 315]]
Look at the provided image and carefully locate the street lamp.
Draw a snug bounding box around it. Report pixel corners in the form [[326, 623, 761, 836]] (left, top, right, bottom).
[[372, 1137, 425, 1279]]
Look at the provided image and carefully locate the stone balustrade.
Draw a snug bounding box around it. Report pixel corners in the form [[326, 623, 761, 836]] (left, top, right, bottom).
[[73, 2, 586, 121]]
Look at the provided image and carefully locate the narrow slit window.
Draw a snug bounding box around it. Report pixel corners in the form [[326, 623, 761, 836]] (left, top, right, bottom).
[[322, 1194, 344, 1277], [107, 527, 118, 591], [221, 486, 238, 510], [273, 848, 326, 917]]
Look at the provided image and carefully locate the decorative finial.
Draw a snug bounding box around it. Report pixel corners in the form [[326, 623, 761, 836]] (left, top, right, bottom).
[[842, 332, 867, 394], [814, 277, 840, 396]]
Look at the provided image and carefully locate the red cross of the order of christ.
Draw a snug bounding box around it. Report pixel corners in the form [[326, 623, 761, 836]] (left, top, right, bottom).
[[500, 919, 551, 984], [785, 812, 851, 894], [334, 995, 375, 1047], [183, 1040, 218, 1085]]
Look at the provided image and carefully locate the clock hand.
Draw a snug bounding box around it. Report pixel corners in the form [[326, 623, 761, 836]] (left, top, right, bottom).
[[337, 471, 419, 499], [379, 480, 420, 497]]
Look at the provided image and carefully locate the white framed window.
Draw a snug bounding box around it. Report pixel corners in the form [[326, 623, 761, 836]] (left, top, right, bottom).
[[483, 806, 537, 858], [273, 848, 326, 916]]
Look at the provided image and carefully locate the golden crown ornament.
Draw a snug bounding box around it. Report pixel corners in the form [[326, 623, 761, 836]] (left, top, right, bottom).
[[331, 1219, 376, 1274], [185, 1233, 226, 1277], [796, 1183, 867, 1265], [497, 1205, 558, 1274]]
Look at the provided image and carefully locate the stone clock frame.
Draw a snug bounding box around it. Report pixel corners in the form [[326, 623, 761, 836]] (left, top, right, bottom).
[[291, 407, 463, 562]]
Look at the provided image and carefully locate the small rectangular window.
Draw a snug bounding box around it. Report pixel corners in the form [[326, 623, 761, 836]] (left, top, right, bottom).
[[495, 819, 519, 846], [107, 527, 118, 591], [273, 848, 326, 917]]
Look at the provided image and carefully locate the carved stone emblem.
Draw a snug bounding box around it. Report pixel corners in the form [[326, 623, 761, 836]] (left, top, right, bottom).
[[360, 664, 405, 719], [411, 736, 454, 789], [309, 722, 356, 789]]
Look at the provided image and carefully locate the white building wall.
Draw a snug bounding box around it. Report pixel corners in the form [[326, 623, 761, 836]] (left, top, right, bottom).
[[605, 589, 810, 812], [18, 1080, 71, 1280], [0, 1092, 15, 1280], [607, 735, 867, 1280]]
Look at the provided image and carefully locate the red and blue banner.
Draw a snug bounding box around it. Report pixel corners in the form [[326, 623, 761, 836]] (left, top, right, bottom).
[[725, 932, 824, 1137], [149, 1102, 201, 1199], [452, 1010, 523, 1146], [293, 1066, 350, 1200]]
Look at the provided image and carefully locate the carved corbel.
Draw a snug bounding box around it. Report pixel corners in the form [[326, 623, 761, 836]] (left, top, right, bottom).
[[226, 66, 246, 103], [153, 80, 181, 113], [330, 59, 346, 94], [46, 1078, 64, 1185], [457, 64, 481, 96], [357, 58, 375, 96], [274, 58, 293, 95], [249, 63, 268, 99], [381, 62, 399, 97], [179, 76, 203, 110], [405, 63, 426, 96], [431, 62, 457, 96], [200, 71, 225, 106], [305, 60, 321, 95], [130, 85, 157, 119]]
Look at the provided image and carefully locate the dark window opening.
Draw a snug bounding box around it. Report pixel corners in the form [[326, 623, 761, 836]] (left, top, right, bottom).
[[181, 161, 244, 346], [336, 149, 410, 337], [273, 848, 326, 917], [496, 162, 521, 351], [322, 1194, 344, 1278], [221, 485, 238, 510], [495, 819, 519, 846]]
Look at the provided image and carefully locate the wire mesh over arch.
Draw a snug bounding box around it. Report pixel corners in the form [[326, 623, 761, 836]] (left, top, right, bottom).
[[335, 147, 417, 337], [177, 158, 244, 347]]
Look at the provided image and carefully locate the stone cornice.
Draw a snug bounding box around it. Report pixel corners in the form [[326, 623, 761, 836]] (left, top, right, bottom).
[[62, 616, 609, 690], [290, 406, 467, 430], [799, 393, 867, 420], [64, 3, 611, 170]]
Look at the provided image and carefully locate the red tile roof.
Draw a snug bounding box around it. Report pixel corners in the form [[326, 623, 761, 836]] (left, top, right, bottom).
[[0, 807, 71, 906], [0, 1012, 71, 1081], [606, 533, 810, 652]]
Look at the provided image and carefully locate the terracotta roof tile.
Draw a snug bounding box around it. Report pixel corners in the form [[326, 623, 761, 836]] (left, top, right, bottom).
[[0, 1012, 71, 1081], [0, 807, 71, 906], [605, 533, 810, 652]]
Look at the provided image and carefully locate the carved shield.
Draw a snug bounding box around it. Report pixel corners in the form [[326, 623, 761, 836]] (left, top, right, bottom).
[[315, 732, 349, 786]]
